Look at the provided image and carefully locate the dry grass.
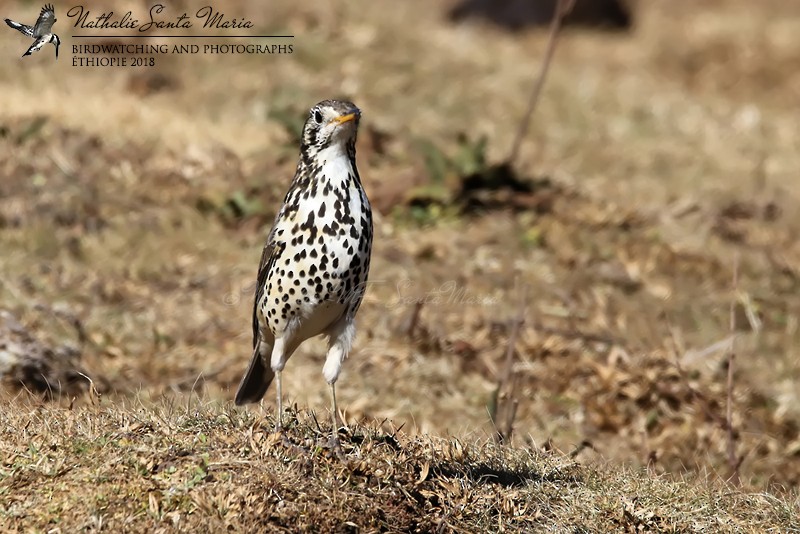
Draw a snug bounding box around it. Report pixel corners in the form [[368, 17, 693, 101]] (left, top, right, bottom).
[[1, 0, 800, 528], [0, 396, 797, 532]]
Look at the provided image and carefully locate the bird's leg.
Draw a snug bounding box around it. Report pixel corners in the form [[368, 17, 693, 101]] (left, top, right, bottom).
[[329, 382, 340, 448], [275, 370, 283, 433], [322, 320, 354, 455], [271, 337, 287, 434]]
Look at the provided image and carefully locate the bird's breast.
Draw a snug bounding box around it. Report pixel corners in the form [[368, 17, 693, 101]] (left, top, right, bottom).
[[262, 166, 371, 336]]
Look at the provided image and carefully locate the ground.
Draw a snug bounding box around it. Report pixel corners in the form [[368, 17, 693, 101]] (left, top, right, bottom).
[[0, 0, 798, 530]]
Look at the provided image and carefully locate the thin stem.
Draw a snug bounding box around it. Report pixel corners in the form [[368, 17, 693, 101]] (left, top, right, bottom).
[[508, 0, 576, 167]]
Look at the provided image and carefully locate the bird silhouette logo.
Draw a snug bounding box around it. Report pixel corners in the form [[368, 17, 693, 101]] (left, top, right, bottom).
[[5, 4, 60, 59]]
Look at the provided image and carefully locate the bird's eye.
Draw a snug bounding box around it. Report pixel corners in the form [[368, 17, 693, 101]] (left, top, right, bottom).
[[313, 110, 323, 124]]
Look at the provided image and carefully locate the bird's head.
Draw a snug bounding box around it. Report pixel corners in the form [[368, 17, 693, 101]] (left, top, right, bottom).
[[52, 34, 60, 59], [301, 100, 361, 153]]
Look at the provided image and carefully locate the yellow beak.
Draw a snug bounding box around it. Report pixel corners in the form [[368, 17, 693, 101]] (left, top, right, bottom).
[[331, 112, 357, 125]]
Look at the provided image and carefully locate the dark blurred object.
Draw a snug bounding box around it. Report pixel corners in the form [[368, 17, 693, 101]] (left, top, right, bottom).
[[127, 71, 180, 96], [0, 309, 89, 399], [449, 0, 633, 31]]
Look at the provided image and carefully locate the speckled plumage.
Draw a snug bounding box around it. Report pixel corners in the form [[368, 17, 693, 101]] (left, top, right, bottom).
[[235, 100, 373, 443]]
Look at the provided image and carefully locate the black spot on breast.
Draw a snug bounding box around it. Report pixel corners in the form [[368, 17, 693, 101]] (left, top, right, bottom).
[[301, 211, 315, 231]]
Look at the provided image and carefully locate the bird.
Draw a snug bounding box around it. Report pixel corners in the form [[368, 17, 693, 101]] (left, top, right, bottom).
[[5, 4, 60, 59], [235, 99, 373, 449]]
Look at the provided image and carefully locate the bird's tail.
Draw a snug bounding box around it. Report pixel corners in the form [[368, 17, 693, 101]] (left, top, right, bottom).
[[234, 341, 275, 405]]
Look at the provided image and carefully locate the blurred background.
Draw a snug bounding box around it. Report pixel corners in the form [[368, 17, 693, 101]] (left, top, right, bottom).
[[0, 0, 798, 492]]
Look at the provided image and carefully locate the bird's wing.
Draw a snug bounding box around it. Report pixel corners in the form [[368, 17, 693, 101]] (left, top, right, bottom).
[[33, 4, 55, 36], [5, 19, 34, 37], [251, 235, 284, 348]]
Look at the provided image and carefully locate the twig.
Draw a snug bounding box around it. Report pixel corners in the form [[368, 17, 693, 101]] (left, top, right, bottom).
[[490, 287, 527, 444], [404, 301, 424, 339], [503, 375, 520, 442], [507, 0, 576, 167], [726, 254, 741, 486]]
